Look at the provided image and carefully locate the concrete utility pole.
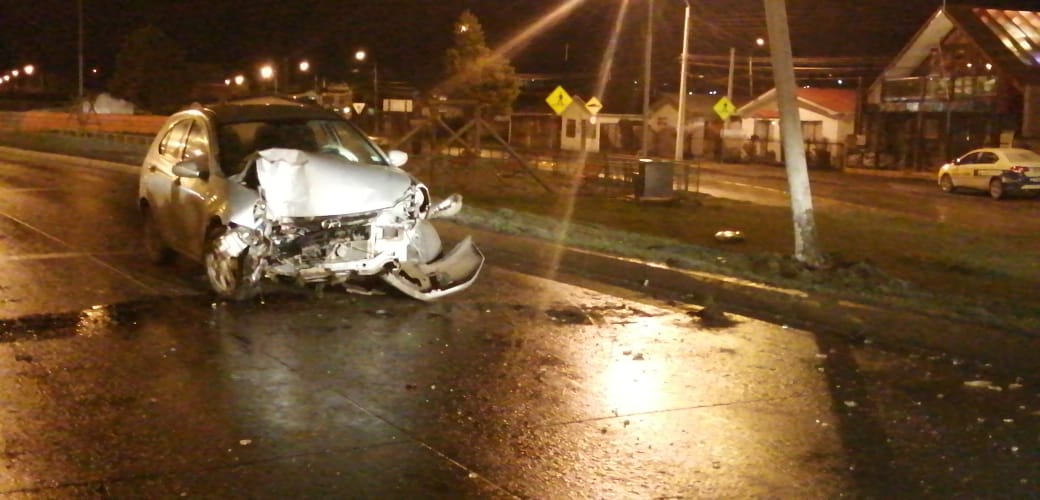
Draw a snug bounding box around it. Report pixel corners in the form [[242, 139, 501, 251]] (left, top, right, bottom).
[[763, 0, 826, 267], [727, 47, 736, 101]]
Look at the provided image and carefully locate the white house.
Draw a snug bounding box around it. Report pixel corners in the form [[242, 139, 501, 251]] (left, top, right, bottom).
[[559, 96, 622, 153], [647, 93, 732, 157], [735, 87, 857, 162]]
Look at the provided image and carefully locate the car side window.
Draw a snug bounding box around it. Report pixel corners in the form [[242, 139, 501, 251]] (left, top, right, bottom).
[[184, 120, 209, 161], [957, 152, 978, 165], [158, 119, 192, 161], [978, 152, 998, 164]]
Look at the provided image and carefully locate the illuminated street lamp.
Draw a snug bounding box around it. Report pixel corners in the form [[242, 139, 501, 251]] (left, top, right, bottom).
[[234, 74, 245, 86], [259, 64, 277, 92], [750, 37, 766, 97], [297, 59, 318, 92], [23, 64, 34, 76]]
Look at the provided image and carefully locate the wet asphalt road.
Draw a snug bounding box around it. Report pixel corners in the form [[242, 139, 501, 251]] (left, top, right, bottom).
[[0, 154, 1038, 498]]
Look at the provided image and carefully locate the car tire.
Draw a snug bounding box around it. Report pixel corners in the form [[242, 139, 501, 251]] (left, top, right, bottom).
[[989, 178, 1005, 200], [204, 227, 261, 301], [939, 174, 957, 193], [142, 207, 175, 265]]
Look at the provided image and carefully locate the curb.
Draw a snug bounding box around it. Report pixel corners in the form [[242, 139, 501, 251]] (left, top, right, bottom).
[[437, 223, 1040, 381], [0, 145, 139, 175]]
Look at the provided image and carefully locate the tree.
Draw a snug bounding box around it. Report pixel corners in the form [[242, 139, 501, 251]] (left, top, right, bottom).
[[107, 25, 192, 114], [443, 10, 520, 115]]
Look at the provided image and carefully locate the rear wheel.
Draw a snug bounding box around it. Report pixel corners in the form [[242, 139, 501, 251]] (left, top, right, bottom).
[[204, 227, 261, 301], [142, 207, 175, 264], [939, 174, 956, 193], [989, 178, 1005, 200]]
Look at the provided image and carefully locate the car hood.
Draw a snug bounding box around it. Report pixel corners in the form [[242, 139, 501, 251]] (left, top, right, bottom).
[[243, 148, 413, 220]]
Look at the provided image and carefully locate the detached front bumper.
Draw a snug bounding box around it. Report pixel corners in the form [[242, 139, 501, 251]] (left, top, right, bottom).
[[382, 236, 484, 301]]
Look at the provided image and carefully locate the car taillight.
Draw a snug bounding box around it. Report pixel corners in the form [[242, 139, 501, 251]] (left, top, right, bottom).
[[1010, 166, 1030, 174]]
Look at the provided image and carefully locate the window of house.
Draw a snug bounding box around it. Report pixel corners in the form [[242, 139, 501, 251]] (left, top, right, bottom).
[[753, 120, 771, 141], [801, 121, 823, 142], [566, 119, 576, 138]]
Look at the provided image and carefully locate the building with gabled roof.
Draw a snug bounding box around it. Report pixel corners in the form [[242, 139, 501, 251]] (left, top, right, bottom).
[[734, 87, 858, 166], [863, 5, 1040, 169], [647, 93, 741, 159]]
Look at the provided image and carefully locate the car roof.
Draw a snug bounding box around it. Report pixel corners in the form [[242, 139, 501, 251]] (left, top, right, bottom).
[[190, 97, 344, 125], [971, 147, 1036, 155]]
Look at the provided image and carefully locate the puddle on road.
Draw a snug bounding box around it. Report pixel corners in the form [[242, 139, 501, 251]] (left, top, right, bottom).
[[0, 301, 157, 343]]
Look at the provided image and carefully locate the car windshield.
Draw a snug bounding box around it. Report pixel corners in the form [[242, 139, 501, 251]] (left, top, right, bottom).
[[1004, 149, 1040, 163], [217, 118, 386, 177]]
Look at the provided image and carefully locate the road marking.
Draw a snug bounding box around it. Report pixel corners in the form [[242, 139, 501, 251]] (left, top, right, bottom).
[[0, 210, 161, 294], [0, 250, 139, 262]]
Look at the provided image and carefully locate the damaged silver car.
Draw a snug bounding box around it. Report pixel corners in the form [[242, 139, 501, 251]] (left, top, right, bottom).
[[138, 98, 483, 301]]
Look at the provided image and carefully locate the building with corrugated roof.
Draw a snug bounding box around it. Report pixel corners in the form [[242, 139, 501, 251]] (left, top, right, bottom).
[[863, 5, 1040, 169]]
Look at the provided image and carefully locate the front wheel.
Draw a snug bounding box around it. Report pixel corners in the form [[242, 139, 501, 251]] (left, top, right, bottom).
[[939, 174, 957, 194], [989, 178, 1005, 200], [204, 228, 261, 301]]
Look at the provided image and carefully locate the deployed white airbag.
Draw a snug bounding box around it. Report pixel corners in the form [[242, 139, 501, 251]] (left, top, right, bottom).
[[255, 148, 413, 218]]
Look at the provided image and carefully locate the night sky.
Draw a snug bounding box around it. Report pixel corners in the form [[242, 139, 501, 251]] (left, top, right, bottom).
[[1, 0, 1037, 98]]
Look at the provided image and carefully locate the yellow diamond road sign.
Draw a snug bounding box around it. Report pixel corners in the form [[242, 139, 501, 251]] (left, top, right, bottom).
[[546, 86, 573, 115], [713, 96, 736, 120], [584, 97, 603, 115]]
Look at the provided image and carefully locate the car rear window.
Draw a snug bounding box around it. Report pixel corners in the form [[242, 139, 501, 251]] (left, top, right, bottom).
[[1004, 150, 1040, 163]]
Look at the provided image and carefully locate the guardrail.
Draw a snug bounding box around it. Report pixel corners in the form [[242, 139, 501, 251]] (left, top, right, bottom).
[[0, 111, 165, 135]]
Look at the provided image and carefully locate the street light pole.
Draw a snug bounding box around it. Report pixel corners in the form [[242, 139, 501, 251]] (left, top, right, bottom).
[[641, 0, 654, 157], [77, 0, 84, 100], [354, 49, 380, 134], [673, 0, 691, 161]]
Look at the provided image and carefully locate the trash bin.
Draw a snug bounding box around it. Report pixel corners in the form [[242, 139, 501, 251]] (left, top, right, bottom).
[[634, 160, 674, 199]]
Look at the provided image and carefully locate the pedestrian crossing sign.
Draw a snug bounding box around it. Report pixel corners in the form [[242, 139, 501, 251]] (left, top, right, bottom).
[[713, 97, 736, 120], [546, 86, 573, 115]]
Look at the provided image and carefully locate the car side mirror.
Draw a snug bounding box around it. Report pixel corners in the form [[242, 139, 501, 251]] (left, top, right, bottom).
[[172, 157, 209, 180], [387, 150, 408, 168]]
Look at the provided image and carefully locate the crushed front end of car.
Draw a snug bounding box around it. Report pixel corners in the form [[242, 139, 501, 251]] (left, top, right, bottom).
[[210, 148, 483, 301]]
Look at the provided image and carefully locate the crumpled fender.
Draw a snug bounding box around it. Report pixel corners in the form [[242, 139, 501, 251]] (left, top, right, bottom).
[[381, 237, 484, 301]]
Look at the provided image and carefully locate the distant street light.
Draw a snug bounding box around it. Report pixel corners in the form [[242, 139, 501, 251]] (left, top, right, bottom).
[[297, 60, 317, 92], [23, 64, 34, 76], [750, 37, 767, 97], [259, 64, 277, 92]]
